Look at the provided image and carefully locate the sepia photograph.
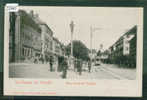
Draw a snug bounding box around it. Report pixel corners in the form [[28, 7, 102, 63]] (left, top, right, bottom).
[[9, 7, 138, 79], [4, 6, 143, 96]]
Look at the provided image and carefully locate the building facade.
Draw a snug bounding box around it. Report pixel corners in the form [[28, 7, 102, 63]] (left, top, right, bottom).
[[9, 10, 66, 67], [107, 25, 137, 68], [9, 10, 42, 63], [40, 23, 53, 63]]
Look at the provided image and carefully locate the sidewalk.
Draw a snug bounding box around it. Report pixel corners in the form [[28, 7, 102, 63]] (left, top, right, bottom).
[[10, 62, 50, 66], [9, 63, 61, 79], [101, 64, 136, 80]]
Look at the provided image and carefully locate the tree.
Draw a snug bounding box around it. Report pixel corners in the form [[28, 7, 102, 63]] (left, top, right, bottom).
[[65, 40, 90, 61]]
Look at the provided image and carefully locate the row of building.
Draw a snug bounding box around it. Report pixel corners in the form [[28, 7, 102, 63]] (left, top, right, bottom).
[[96, 25, 137, 68], [9, 10, 66, 70]]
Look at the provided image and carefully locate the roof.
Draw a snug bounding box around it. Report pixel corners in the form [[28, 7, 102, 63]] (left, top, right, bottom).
[[53, 37, 60, 44], [40, 23, 54, 36], [18, 10, 41, 33], [125, 25, 137, 36], [108, 25, 137, 50]]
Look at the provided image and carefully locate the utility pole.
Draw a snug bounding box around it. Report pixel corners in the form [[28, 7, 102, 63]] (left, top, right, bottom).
[[90, 26, 93, 66], [90, 26, 101, 67]]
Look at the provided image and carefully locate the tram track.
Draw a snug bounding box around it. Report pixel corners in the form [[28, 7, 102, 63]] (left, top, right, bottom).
[[94, 65, 125, 80]]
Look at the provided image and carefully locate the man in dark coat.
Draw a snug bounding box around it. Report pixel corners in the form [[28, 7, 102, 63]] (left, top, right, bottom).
[[77, 59, 82, 75], [88, 61, 92, 73], [58, 56, 64, 72], [74, 59, 77, 72], [61, 58, 68, 79], [49, 56, 53, 72]]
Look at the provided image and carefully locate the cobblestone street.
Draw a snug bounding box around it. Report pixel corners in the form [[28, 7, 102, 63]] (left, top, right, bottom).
[[67, 63, 136, 79], [9, 63, 136, 80]]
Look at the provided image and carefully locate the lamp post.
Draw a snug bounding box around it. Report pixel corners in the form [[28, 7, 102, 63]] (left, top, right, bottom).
[[70, 21, 74, 58], [70, 21, 74, 69]]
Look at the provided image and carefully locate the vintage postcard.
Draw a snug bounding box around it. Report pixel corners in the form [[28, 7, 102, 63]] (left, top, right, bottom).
[[4, 5, 143, 96]]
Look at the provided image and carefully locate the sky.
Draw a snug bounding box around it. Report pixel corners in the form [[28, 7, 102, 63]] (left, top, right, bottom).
[[20, 6, 142, 51]]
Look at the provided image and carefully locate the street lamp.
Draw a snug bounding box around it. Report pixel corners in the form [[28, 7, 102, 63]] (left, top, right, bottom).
[[70, 20, 74, 69], [70, 21, 74, 58]]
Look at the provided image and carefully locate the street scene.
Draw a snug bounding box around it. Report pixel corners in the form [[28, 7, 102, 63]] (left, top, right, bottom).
[[9, 7, 138, 80], [9, 63, 136, 79]]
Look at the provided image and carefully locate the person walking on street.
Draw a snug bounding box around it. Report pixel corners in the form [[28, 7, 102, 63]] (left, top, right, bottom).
[[61, 58, 68, 79], [77, 59, 82, 75], [74, 59, 77, 72], [88, 61, 92, 73], [49, 56, 53, 72], [58, 56, 63, 72], [34, 56, 38, 64]]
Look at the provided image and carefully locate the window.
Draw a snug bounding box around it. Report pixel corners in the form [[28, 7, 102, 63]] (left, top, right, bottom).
[[126, 47, 129, 51]]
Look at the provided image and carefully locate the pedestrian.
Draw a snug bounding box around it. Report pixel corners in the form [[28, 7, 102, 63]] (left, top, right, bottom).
[[77, 59, 82, 75], [58, 56, 64, 72], [61, 58, 68, 79], [88, 61, 91, 73], [49, 56, 53, 72], [40, 55, 44, 64], [74, 59, 77, 72], [34, 56, 38, 64]]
